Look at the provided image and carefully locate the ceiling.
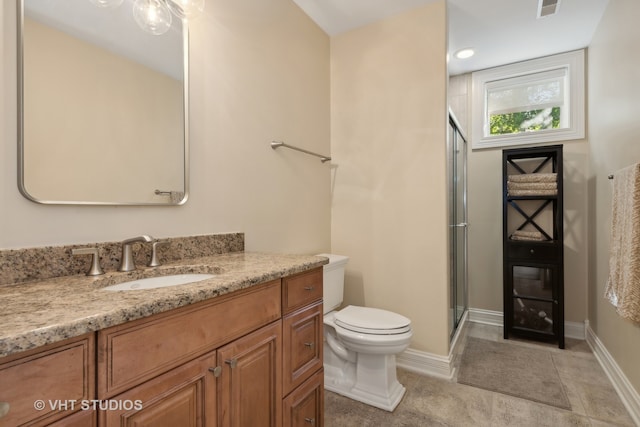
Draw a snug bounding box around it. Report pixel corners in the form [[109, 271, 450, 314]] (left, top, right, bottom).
[[25, 0, 183, 80], [293, 0, 610, 75]]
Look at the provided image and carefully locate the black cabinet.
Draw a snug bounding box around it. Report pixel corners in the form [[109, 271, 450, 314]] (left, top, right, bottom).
[[502, 145, 564, 348]]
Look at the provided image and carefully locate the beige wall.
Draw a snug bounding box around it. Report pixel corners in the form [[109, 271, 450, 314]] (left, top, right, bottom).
[[330, 2, 450, 356], [467, 138, 589, 322], [588, 0, 640, 391], [1, 0, 330, 253]]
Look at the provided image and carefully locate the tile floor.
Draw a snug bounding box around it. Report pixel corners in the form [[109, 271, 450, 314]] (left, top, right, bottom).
[[324, 322, 637, 426]]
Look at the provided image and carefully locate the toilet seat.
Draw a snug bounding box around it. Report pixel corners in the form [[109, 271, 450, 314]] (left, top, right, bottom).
[[334, 305, 411, 335]]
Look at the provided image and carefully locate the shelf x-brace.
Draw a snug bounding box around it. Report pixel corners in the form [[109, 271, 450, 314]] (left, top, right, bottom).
[[507, 155, 553, 175], [508, 199, 553, 241]]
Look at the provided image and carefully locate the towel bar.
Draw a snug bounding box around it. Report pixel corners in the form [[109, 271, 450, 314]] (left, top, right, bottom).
[[270, 141, 331, 163]]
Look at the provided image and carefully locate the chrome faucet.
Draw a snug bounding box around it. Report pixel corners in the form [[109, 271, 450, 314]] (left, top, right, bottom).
[[118, 235, 154, 272]]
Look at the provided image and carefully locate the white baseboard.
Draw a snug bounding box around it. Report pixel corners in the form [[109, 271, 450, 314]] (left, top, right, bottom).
[[586, 324, 640, 426], [467, 308, 586, 340], [468, 308, 502, 326], [565, 320, 586, 340], [396, 348, 454, 380], [396, 312, 470, 381]]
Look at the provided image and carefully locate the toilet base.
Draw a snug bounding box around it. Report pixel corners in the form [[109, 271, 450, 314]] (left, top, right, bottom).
[[324, 352, 406, 412]]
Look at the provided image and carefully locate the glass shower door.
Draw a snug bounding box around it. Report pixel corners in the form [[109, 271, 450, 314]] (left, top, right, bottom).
[[449, 114, 468, 339]]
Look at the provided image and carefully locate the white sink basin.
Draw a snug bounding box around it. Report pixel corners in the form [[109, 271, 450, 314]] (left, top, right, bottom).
[[101, 273, 216, 291]]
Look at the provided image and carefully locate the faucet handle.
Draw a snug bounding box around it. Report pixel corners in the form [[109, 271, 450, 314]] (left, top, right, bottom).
[[72, 247, 105, 276], [148, 241, 170, 267], [122, 235, 154, 245]]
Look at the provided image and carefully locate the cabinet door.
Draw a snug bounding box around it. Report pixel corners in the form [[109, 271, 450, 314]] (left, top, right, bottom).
[[505, 261, 560, 338], [218, 321, 282, 427], [283, 369, 323, 427], [100, 351, 217, 427], [48, 409, 96, 427]]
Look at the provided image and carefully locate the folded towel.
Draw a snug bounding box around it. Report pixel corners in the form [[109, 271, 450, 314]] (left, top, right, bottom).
[[508, 173, 557, 183], [605, 163, 640, 323], [508, 189, 558, 196], [510, 230, 546, 241], [507, 182, 557, 191]]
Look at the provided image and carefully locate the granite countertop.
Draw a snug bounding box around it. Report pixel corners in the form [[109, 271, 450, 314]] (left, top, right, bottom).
[[0, 252, 328, 359]]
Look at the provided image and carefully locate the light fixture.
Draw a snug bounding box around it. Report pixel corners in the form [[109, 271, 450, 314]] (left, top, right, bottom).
[[90, 0, 124, 8], [91, 0, 205, 36], [166, 0, 205, 19], [454, 48, 475, 60], [133, 0, 173, 35]]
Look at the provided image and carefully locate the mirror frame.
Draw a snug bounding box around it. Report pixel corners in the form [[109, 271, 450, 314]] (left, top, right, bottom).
[[16, 0, 190, 205]]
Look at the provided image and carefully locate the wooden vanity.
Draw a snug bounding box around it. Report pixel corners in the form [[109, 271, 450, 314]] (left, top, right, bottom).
[[0, 252, 325, 427]]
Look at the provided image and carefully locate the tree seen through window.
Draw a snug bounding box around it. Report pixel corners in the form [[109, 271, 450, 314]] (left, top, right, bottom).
[[490, 107, 561, 135]]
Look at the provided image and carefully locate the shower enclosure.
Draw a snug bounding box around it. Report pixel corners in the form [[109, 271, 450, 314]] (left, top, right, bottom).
[[448, 112, 468, 339]]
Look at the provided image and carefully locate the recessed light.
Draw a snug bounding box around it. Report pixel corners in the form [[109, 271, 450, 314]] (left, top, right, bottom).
[[454, 48, 475, 59]]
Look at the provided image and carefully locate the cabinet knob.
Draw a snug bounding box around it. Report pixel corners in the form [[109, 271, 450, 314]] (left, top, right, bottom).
[[530, 249, 535, 254], [304, 286, 315, 291], [304, 418, 315, 425], [209, 366, 222, 377], [304, 342, 315, 348], [0, 402, 9, 419], [225, 359, 237, 368]]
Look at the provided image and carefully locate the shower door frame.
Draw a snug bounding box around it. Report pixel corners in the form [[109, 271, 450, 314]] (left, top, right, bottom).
[[448, 112, 468, 340]]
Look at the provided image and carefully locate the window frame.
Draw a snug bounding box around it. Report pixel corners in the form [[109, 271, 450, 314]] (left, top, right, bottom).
[[471, 50, 585, 150]]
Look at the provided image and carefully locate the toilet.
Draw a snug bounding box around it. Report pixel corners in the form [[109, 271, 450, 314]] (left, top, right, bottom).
[[318, 254, 412, 412]]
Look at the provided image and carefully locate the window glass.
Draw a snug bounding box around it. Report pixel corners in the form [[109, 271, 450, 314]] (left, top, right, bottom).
[[471, 50, 584, 149]]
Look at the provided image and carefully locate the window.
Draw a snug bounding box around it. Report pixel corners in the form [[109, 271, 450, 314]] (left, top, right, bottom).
[[471, 50, 585, 149]]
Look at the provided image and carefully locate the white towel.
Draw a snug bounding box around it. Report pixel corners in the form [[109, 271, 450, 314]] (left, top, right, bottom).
[[604, 163, 640, 323]]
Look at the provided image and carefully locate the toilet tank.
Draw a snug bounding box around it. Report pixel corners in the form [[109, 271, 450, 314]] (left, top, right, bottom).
[[316, 254, 349, 314]]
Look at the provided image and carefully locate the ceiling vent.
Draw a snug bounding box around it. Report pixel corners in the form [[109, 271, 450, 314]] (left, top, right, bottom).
[[537, 0, 561, 18]]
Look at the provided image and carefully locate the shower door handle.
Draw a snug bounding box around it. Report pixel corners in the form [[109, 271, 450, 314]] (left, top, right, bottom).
[[451, 223, 468, 228]]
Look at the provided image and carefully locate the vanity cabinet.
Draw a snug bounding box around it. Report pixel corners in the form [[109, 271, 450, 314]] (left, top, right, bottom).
[[0, 266, 325, 427], [0, 333, 95, 427], [282, 269, 324, 427], [502, 145, 564, 348]]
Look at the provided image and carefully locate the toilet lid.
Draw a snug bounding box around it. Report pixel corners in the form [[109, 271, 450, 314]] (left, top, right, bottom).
[[334, 305, 411, 335]]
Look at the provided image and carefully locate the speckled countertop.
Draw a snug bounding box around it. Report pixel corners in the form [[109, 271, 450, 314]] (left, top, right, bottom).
[[0, 252, 328, 359]]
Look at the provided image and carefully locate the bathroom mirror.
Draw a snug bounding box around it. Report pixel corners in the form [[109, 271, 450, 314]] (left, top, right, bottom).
[[17, 0, 189, 205]]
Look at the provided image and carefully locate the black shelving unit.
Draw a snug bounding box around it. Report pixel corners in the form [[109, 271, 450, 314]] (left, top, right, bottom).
[[502, 145, 564, 349]]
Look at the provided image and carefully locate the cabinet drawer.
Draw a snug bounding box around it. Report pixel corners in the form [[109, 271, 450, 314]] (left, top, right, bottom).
[[283, 369, 324, 427], [506, 242, 559, 260], [282, 268, 323, 314], [0, 334, 94, 427], [98, 280, 281, 398], [283, 301, 323, 396]]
